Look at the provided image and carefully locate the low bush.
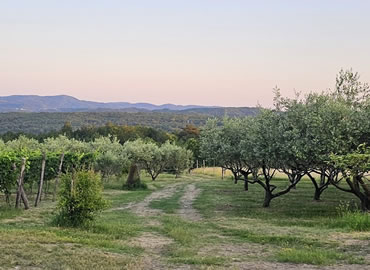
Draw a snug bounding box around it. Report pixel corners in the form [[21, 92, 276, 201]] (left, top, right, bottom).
[[54, 171, 109, 227]]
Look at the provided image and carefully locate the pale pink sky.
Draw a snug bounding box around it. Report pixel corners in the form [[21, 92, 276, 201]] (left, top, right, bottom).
[[1, 1, 369, 107]]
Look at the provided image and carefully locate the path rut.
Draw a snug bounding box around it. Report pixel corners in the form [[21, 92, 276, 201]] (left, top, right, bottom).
[[178, 183, 202, 221], [113, 183, 183, 217]]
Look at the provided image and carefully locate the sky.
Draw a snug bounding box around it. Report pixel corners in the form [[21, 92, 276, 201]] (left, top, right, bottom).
[[1, 0, 370, 107]]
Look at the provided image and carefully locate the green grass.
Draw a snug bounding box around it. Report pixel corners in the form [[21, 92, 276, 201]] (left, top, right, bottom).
[[329, 211, 370, 231], [276, 247, 364, 265], [0, 206, 22, 220], [103, 188, 151, 208], [215, 226, 323, 247], [0, 172, 369, 269], [194, 177, 363, 223], [0, 226, 144, 269], [169, 254, 227, 265], [149, 185, 185, 214], [160, 215, 203, 246], [156, 214, 230, 266]]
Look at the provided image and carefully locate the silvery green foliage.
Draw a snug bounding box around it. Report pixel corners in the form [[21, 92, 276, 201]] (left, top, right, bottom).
[[91, 136, 128, 178], [200, 69, 370, 207], [161, 141, 193, 176], [43, 135, 89, 153], [5, 135, 40, 153], [334, 69, 370, 107], [123, 139, 192, 180], [123, 139, 164, 180], [200, 117, 251, 179], [0, 139, 5, 151]]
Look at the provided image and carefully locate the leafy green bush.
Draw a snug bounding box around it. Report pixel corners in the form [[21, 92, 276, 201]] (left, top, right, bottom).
[[54, 171, 109, 227]]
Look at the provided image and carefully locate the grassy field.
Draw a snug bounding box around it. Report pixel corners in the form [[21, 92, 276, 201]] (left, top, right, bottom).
[[0, 171, 369, 269]]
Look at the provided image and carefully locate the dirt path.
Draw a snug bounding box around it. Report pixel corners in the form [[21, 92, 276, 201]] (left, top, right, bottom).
[[178, 183, 202, 221], [129, 232, 173, 269], [113, 182, 183, 217], [113, 182, 203, 222]]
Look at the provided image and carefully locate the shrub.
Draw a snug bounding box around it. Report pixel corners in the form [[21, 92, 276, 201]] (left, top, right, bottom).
[[54, 171, 109, 227]]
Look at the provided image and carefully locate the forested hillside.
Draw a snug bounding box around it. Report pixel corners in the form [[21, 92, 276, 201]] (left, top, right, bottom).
[[158, 107, 259, 117], [0, 112, 209, 134], [0, 107, 259, 134]]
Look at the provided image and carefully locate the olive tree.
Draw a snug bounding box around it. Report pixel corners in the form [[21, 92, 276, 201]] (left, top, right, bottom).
[[302, 70, 369, 200], [5, 135, 40, 153], [200, 118, 253, 187], [90, 136, 128, 179], [274, 72, 368, 201], [162, 141, 193, 178], [123, 139, 163, 181], [122, 139, 145, 188], [123, 139, 193, 185], [240, 110, 306, 207]]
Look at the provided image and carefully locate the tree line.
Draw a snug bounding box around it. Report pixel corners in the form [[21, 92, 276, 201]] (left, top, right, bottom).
[[1, 121, 201, 165], [0, 111, 209, 135], [200, 69, 370, 210]]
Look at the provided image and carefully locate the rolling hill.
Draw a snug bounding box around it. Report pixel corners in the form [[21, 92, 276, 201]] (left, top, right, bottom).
[[0, 95, 259, 134], [0, 95, 212, 112]]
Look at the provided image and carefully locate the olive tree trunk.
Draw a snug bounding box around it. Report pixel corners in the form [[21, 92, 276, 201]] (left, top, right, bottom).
[[53, 153, 65, 202], [15, 158, 29, 209], [125, 163, 141, 189]]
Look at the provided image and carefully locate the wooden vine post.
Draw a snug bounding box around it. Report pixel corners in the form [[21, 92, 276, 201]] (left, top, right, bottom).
[[53, 152, 65, 202], [15, 158, 29, 209], [35, 152, 46, 207]]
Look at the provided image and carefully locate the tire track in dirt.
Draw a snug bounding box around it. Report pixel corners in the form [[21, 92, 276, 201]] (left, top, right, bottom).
[[178, 183, 202, 221], [113, 182, 183, 217]]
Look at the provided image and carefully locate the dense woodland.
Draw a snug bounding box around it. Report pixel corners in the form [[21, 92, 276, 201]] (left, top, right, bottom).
[[0, 107, 259, 135], [0, 111, 208, 134]]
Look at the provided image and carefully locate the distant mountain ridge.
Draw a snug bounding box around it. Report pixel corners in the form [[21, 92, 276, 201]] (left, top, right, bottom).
[[0, 95, 217, 112], [0, 95, 260, 134]]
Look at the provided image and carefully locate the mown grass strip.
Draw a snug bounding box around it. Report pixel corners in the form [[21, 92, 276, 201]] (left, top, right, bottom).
[[149, 185, 186, 214], [276, 247, 365, 265], [215, 226, 322, 247]]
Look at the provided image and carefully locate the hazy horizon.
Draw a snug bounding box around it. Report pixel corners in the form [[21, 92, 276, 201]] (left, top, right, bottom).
[[0, 93, 225, 107], [1, 1, 370, 107]]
